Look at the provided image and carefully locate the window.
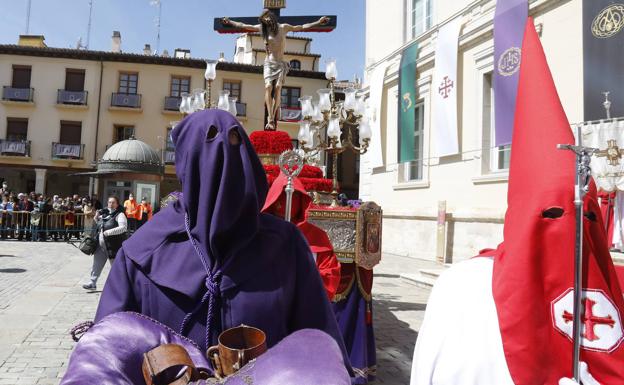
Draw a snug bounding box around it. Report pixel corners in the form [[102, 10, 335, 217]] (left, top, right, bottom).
[[405, 102, 425, 181], [170, 76, 190, 97], [482, 72, 510, 172], [6, 118, 28, 141], [166, 127, 175, 150], [60, 121, 82, 144], [223, 80, 242, 100], [281, 87, 301, 108], [290, 60, 301, 70], [409, 0, 432, 40], [12, 65, 31, 88], [114, 125, 135, 143], [118, 73, 138, 94], [65, 69, 85, 91]]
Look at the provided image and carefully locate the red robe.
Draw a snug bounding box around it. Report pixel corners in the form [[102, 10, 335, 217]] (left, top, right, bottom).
[[262, 174, 341, 300]]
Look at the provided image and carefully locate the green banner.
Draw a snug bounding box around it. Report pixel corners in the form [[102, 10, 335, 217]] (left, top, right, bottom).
[[398, 42, 419, 163]]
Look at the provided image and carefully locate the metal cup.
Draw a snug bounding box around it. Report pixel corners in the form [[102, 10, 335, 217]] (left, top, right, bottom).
[[206, 325, 267, 378]]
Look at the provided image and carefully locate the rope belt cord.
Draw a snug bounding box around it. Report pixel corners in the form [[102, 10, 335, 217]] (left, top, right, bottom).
[[180, 213, 223, 351]]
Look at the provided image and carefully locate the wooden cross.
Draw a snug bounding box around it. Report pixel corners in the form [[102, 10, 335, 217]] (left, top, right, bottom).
[[595, 139, 624, 166], [213, 0, 337, 34]]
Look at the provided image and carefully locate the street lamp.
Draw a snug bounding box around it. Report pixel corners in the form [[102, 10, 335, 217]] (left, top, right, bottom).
[[298, 59, 371, 207]]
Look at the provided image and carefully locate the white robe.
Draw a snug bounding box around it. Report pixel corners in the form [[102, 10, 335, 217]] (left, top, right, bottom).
[[410, 257, 514, 385]]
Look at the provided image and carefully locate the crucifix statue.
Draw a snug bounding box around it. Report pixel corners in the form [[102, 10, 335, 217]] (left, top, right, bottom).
[[215, 0, 337, 131]]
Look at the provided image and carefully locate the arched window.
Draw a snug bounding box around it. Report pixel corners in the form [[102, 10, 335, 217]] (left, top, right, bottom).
[[289, 60, 301, 70]]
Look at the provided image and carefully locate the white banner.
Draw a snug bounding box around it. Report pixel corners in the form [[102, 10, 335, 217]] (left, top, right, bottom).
[[582, 119, 624, 192], [367, 62, 387, 168], [0, 141, 26, 154], [53, 144, 81, 158], [432, 18, 461, 157]]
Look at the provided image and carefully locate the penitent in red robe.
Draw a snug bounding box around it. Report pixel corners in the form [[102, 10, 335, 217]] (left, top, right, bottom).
[[262, 173, 341, 300]]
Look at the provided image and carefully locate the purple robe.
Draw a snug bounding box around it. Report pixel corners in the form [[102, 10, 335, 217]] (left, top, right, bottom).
[[95, 110, 350, 373]]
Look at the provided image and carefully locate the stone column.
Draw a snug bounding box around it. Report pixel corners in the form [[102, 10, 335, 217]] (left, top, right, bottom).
[[34, 168, 47, 195]]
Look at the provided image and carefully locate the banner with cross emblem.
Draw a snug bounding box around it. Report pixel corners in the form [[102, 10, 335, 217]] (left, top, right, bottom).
[[432, 17, 461, 157]]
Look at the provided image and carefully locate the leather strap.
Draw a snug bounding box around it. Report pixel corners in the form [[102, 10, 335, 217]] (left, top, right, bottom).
[[142, 344, 199, 385]]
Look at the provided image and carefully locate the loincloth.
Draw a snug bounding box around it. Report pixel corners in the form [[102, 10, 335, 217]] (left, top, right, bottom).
[[263, 60, 290, 86]]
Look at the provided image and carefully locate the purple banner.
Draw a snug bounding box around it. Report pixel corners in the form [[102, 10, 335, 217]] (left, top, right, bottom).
[[493, 0, 528, 146]]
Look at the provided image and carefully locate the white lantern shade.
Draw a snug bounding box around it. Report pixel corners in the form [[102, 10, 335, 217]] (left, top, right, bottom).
[[205, 60, 217, 81], [218, 90, 230, 110], [359, 117, 372, 144], [355, 95, 366, 117], [325, 58, 338, 80], [179, 92, 191, 114], [327, 117, 341, 139], [318, 89, 332, 112], [228, 97, 238, 116], [299, 96, 313, 118], [191, 90, 205, 112], [344, 88, 356, 111], [312, 103, 324, 122], [298, 121, 311, 143]]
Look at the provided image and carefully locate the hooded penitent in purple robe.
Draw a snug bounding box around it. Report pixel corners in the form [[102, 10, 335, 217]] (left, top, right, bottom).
[[94, 110, 350, 372]]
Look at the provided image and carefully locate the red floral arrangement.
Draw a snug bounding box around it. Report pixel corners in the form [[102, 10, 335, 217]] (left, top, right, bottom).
[[250, 131, 293, 154], [266, 174, 334, 193], [263, 164, 323, 179]]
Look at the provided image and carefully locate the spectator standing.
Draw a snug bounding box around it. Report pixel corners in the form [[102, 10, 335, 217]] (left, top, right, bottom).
[[0, 181, 8, 195], [123, 193, 139, 232], [30, 206, 42, 242], [64, 202, 75, 241], [0, 194, 11, 239], [83, 196, 128, 291], [16, 193, 33, 240], [91, 195, 102, 211], [82, 198, 96, 235], [137, 197, 153, 229]]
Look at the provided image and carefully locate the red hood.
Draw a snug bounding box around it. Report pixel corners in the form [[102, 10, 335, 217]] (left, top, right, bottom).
[[490, 19, 624, 384], [262, 173, 311, 225]]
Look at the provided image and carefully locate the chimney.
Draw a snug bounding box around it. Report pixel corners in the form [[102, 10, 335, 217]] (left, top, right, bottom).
[[143, 44, 152, 55], [18, 35, 46, 48], [218, 52, 226, 62], [111, 31, 121, 53], [162, 49, 170, 58]]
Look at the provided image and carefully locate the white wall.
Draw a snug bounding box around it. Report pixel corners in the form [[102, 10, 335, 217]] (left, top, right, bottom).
[[362, 0, 583, 262]]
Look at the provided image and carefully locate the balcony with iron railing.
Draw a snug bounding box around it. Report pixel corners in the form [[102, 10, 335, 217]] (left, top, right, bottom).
[[164, 96, 181, 112], [0, 139, 31, 157], [57, 89, 88, 106], [51, 142, 85, 160], [111, 93, 142, 109], [2, 86, 34, 103]]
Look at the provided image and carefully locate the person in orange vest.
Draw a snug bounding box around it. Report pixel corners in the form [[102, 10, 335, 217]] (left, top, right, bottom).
[[123, 193, 139, 232], [137, 197, 153, 229]]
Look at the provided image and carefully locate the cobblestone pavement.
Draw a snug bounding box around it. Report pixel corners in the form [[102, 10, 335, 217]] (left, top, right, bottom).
[[0, 242, 433, 385]]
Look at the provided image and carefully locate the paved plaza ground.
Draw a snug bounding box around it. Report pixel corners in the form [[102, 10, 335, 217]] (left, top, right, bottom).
[[0, 241, 433, 385]]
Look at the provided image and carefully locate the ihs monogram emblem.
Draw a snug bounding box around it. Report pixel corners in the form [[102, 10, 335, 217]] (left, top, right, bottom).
[[592, 4, 624, 38], [498, 47, 521, 77]]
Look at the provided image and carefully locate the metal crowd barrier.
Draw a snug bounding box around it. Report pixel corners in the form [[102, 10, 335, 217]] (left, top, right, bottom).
[[0, 211, 96, 241]]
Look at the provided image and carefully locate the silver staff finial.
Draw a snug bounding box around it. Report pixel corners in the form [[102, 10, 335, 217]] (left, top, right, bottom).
[[278, 150, 304, 222]]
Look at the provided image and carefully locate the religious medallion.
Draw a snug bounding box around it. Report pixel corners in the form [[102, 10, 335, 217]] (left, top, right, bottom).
[[591, 4, 624, 38]]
